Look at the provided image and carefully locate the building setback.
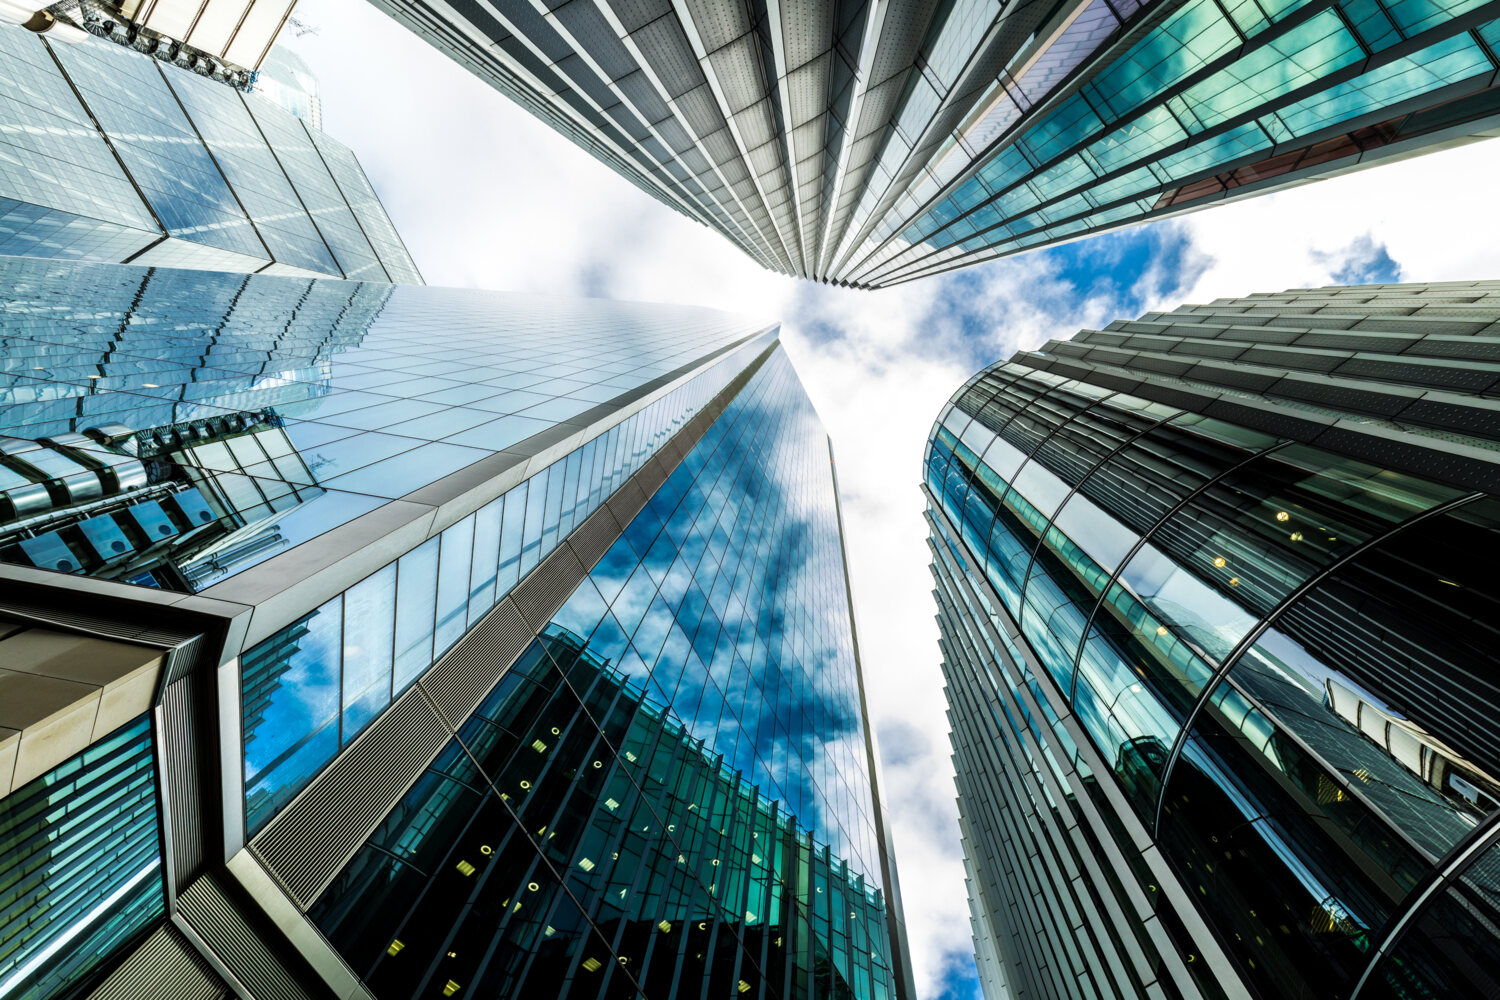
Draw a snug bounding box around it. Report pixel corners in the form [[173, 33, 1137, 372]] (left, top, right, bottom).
[[926, 281, 1500, 999], [0, 254, 913, 1000], [359, 0, 1500, 286], [0, 22, 421, 280]]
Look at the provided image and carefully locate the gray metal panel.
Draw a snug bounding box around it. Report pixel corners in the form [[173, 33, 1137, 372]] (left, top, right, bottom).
[[159, 672, 208, 892], [251, 689, 452, 905], [420, 596, 533, 725], [178, 873, 321, 1000], [86, 923, 227, 1000]]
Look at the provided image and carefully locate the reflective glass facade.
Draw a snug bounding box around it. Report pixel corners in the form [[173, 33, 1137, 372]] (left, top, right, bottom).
[[285, 345, 909, 999], [0, 255, 760, 594], [366, 0, 1500, 285], [0, 23, 420, 280], [240, 333, 770, 832], [0, 255, 909, 999], [927, 281, 1500, 1000], [0, 713, 164, 1000]]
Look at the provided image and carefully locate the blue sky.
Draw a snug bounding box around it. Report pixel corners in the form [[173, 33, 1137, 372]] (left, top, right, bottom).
[[274, 1, 1500, 994]]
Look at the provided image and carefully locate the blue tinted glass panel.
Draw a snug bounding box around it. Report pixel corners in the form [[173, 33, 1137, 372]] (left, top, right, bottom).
[[342, 564, 396, 743], [393, 537, 439, 692], [243, 595, 342, 832]]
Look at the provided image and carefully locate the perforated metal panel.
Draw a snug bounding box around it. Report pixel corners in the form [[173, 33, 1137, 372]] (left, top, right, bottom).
[[511, 544, 588, 631], [159, 672, 209, 891]]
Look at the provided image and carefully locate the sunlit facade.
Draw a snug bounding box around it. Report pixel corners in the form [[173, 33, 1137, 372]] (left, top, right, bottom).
[[0, 22, 420, 279], [926, 281, 1500, 999], [0, 255, 911, 1000], [364, 0, 1500, 285]]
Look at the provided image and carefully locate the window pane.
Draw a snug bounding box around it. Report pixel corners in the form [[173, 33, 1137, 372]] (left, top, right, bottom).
[[435, 518, 474, 656], [498, 481, 527, 596], [394, 536, 439, 692], [342, 563, 396, 743], [243, 594, 343, 833], [468, 498, 502, 628], [521, 468, 547, 575]]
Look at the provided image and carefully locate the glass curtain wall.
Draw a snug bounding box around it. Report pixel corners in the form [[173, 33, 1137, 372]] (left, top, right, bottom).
[[304, 347, 900, 1000]]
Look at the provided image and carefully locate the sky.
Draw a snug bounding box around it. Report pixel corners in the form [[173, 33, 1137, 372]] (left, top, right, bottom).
[[275, 5, 1500, 996]]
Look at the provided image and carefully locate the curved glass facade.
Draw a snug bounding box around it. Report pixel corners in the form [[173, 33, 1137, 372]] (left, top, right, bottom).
[[929, 281, 1500, 1000]]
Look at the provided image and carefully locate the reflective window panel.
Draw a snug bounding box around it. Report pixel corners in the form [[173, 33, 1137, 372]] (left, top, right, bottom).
[[0, 23, 417, 280]]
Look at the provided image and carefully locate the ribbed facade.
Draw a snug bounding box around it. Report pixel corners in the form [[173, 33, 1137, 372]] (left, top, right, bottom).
[[0, 23, 421, 280], [365, 0, 1500, 285], [926, 281, 1500, 1000]]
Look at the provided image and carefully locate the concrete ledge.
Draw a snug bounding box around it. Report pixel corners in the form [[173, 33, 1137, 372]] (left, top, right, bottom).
[[0, 625, 165, 794]]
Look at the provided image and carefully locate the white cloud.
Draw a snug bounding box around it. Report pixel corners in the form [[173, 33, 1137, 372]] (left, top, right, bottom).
[[279, 7, 1500, 997]]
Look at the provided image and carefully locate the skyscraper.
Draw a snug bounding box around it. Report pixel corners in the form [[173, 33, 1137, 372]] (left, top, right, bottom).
[[0, 254, 912, 1000], [361, 0, 1500, 286], [926, 281, 1500, 1000], [0, 21, 420, 280]]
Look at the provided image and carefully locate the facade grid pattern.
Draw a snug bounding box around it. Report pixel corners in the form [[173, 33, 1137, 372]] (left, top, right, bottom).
[[307, 348, 900, 1000], [0, 23, 421, 281], [366, 0, 1500, 285]]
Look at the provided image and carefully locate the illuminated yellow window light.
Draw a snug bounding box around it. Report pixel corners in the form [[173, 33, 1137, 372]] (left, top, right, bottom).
[[582, 958, 602, 972], [386, 940, 405, 956], [604, 798, 620, 811], [442, 981, 461, 996], [455, 860, 476, 876], [531, 739, 548, 753], [739, 980, 752, 993], [659, 920, 672, 933], [578, 857, 596, 872]]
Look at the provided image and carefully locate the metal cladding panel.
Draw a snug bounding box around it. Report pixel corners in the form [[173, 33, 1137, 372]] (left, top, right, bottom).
[[252, 690, 453, 905], [160, 671, 209, 889], [85, 924, 227, 1000], [509, 541, 588, 630], [178, 873, 316, 1000], [419, 597, 534, 725]]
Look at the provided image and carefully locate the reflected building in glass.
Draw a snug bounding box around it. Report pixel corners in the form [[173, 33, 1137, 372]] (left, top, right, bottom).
[[361, 0, 1500, 285], [0, 21, 420, 280], [0, 254, 912, 1000], [925, 280, 1500, 1000]]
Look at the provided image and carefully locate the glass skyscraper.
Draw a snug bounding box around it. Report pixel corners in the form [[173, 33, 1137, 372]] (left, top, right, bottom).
[[926, 281, 1500, 1000], [0, 253, 912, 1000], [0, 21, 420, 280], [361, 0, 1499, 285]]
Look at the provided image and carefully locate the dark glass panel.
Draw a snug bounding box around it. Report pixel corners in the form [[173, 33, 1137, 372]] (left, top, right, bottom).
[[1275, 497, 1500, 787], [1080, 412, 1278, 537], [1363, 839, 1500, 1000]]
